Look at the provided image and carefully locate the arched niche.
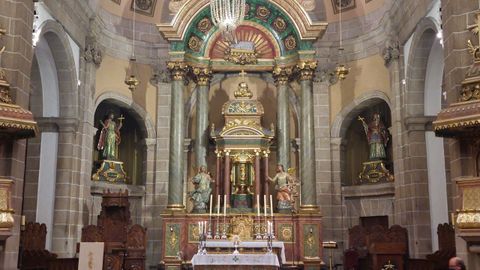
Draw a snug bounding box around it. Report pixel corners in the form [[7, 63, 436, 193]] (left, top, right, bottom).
[[342, 99, 392, 186], [93, 99, 147, 185]]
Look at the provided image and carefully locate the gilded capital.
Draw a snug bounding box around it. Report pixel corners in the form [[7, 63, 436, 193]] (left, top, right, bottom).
[[192, 66, 212, 86], [167, 61, 189, 81], [273, 66, 294, 85], [296, 60, 318, 81]]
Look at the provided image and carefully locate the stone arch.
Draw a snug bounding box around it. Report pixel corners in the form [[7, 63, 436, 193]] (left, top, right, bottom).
[[94, 92, 156, 140], [405, 17, 440, 117], [405, 16, 447, 252], [33, 20, 79, 118], [23, 20, 79, 251]]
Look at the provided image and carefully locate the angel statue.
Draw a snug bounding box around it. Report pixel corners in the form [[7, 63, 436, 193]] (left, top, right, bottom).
[[358, 113, 389, 160], [188, 166, 213, 213], [267, 164, 299, 212], [97, 112, 124, 160]]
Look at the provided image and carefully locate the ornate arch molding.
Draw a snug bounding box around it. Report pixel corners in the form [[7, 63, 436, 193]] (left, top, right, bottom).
[[94, 92, 156, 140], [34, 20, 79, 119], [157, 0, 327, 42], [331, 91, 392, 139]]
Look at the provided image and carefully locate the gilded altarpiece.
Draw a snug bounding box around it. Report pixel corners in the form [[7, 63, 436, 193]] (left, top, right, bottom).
[[158, 0, 327, 268]]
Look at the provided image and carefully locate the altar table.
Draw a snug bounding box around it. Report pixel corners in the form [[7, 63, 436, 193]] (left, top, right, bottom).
[[191, 253, 280, 270], [204, 240, 286, 263]]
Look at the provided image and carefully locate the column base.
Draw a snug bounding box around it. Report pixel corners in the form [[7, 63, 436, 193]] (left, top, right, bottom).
[[299, 205, 320, 214], [166, 204, 185, 212]]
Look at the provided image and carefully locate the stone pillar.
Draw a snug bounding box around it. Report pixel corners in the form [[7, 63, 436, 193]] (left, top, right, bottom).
[[166, 61, 189, 211], [297, 60, 318, 211], [273, 66, 293, 169], [224, 150, 231, 208], [193, 67, 212, 168], [254, 150, 261, 209]]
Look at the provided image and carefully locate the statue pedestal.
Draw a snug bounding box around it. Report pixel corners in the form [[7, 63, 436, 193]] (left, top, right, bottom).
[[92, 160, 127, 183], [357, 160, 394, 184]]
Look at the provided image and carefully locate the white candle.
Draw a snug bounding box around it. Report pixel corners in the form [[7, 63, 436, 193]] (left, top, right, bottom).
[[199, 221, 202, 235], [264, 195, 267, 217], [224, 195, 227, 217], [256, 195, 260, 217], [209, 195, 213, 217], [270, 195, 273, 217], [217, 195, 221, 216]]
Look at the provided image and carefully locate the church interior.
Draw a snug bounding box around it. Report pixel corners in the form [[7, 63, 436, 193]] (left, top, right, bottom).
[[1, 0, 480, 269]]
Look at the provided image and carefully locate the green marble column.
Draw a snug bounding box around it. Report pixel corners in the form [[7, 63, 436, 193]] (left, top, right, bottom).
[[273, 66, 293, 169], [166, 61, 189, 211], [193, 67, 212, 168], [297, 61, 318, 211]]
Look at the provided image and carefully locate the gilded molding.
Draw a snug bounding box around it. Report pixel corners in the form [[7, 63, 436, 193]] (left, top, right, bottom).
[[157, 0, 327, 41], [454, 177, 480, 230], [167, 61, 189, 81], [296, 60, 318, 81], [192, 66, 212, 86], [273, 66, 294, 85], [0, 179, 14, 229]]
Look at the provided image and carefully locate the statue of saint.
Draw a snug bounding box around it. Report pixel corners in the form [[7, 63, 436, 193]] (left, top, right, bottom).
[[268, 164, 293, 210], [358, 113, 389, 160], [97, 113, 123, 160], [189, 166, 213, 212]]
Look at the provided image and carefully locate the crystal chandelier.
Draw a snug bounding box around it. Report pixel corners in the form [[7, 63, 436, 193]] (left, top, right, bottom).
[[210, 0, 246, 43]]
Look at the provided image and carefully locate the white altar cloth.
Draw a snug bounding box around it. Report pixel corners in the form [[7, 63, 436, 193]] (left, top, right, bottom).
[[192, 253, 280, 267], [204, 240, 286, 263]]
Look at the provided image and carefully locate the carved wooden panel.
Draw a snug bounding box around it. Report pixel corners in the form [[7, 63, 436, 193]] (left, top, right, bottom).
[[81, 225, 104, 242], [21, 222, 47, 250]]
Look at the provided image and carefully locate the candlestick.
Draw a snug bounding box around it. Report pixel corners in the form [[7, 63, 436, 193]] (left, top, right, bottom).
[[209, 195, 213, 217], [224, 194, 227, 217], [264, 195, 267, 217], [257, 195, 260, 217], [270, 194, 273, 216]]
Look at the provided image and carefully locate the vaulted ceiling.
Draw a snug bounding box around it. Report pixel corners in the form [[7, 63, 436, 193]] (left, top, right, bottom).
[[99, 0, 385, 25]]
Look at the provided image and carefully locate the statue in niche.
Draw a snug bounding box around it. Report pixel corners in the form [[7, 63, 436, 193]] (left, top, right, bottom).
[[358, 113, 389, 160], [268, 164, 294, 211], [188, 166, 213, 213], [97, 112, 124, 160], [357, 113, 394, 184]]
